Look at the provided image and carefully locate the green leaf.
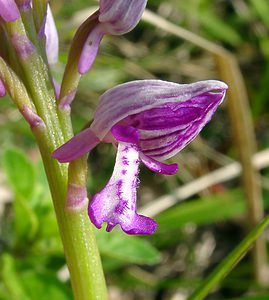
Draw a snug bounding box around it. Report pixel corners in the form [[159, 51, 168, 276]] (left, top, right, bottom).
[[96, 228, 161, 265], [231, 296, 269, 300], [199, 11, 242, 46], [156, 189, 245, 233], [3, 148, 35, 199], [0, 254, 72, 300], [1, 254, 31, 300], [3, 148, 39, 244], [188, 214, 269, 300], [249, 0, 269, 29], [20, 271, 72, 300], [13, 195, 39, 244]]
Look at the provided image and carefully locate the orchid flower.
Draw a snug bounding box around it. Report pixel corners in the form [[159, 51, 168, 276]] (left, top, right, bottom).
[[53, 79, 227, 235], [78, 0, 147, 74]]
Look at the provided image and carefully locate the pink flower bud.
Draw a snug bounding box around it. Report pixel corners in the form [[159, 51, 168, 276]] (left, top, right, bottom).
[[0, 0, 20, 22]]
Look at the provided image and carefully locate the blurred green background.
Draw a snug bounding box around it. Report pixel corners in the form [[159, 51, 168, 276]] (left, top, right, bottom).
[[1, 0, 269, 299]]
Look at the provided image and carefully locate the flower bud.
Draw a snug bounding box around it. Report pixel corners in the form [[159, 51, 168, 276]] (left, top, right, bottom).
[[99, 0, 147, 34], [0, 0, 20, 22]]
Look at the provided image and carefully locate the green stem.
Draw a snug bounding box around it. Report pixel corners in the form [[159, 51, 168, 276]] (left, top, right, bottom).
[[2, 18, 107, 300], [37, 137, 107, 299]]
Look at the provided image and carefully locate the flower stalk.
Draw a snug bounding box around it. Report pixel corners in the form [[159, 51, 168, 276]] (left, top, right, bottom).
[[0, 4, 107, 299]]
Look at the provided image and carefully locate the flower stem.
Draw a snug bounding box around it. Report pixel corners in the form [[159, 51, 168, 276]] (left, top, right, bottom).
[[36, 134, 107, 300], [3, 17, 107, 300]]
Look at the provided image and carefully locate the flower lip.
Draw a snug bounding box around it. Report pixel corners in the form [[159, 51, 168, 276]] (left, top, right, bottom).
[[88, 142, 158, 235]]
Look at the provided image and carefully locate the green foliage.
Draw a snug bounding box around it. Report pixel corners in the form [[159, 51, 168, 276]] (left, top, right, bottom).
[[3, 148, 35, 199], [97, 228, 161, 266], [0, 147, 161, 299], [3, 148, 38, 244], [231, 296, 269, 300], [156, 189, 245, 233], [0, 254, 72, 300]]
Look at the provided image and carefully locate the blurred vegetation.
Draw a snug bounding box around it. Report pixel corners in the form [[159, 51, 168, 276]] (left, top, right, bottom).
[[1, 0, 269, 299]]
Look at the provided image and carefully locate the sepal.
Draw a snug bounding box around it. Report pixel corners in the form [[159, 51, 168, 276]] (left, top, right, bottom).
[[52, 127, 100, 163]]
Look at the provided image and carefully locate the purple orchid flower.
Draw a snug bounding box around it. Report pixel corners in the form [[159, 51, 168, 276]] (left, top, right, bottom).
[[0, 0, 20, 22], [53, 79, 228, 235], [78, 0, 147, 74]]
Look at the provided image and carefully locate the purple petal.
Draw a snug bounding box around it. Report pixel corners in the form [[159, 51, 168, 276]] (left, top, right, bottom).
[[52, 128, 100, 163], [139, 153, 178, 175], [88, 142, 157, 235], [111, 125, 140, 144], [140, 91, 225, 160], [99, 0, 147, 34], [0, 0, 20, 22], [78, 24, 105, 74], [90, 80, 228, 140], [44, 5, 59, 65], [0, 79, 6, 97]]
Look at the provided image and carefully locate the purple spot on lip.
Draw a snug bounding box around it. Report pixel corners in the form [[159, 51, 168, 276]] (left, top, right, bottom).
[[122, 156, 129, 165], [123, 146, 129, 152], [122, 170, 127, 175], [116, 180, 123, 198], [116, 180, 123, 188], [114, 200, 128, 214]]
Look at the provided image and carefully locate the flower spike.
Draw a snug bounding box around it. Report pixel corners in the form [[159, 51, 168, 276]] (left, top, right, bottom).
[[53, 79, 228, 235]]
